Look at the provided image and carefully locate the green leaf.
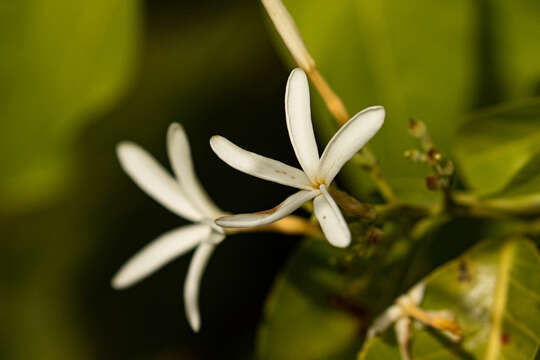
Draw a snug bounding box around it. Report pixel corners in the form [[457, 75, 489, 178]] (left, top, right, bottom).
[[496, 151, 540, 198], [473, 150, 540, 216], [488, 0, 540, 100], [454, 98, 540, 197], [0, 0, 140, 211], [256, 239, 363, 360], [359, 237, 540, 359]]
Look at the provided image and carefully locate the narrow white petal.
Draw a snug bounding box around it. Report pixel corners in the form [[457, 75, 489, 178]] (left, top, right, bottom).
[[210, 135, 312, 190], [319, 106, 385, 184], [167, 123, 224, 218], [215, 190, 318, 228], [184, 241, 219, 332], [117, 142, 203, 221], [407, 281, 426, 305], [111, 224, 211, 289], [367, 305, 403, 339], [285, 68, 320, 181], [313, 185, 350, 247], [395, 317, 412, 360]]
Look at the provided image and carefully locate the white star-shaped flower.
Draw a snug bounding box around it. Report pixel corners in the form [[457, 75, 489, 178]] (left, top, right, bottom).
[[367, 281, 460, 360], [112, 123, 227, 332], [210, 68, 384, 248], [367, 282, 426, 360]]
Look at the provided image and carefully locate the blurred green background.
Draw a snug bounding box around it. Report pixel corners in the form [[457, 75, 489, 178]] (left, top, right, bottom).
[[1, 1, 304, 359], [2, 0, 540, 359]]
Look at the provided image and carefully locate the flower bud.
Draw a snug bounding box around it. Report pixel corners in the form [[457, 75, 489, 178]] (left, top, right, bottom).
[[261, 0, 315, 70]]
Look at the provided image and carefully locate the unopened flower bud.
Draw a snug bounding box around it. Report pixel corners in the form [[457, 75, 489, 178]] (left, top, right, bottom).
[[426, 175, 440, 190], [261, 0, 315, 70], [408, 118, 427, 138]]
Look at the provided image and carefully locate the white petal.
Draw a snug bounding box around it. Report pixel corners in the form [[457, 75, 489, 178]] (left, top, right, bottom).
[[215, 190, 318, 227], [210, 135, 312, 190], [395, 317, 412, 360], [285, 68, 320, 181], [318, 106, 385, 184], [407, 281, 426, 306], [367, 304, 403, 339], [117, 142, 203, 221], [111, 224, 211, 289], [184, 241, 220, 332], [313, 185, 350, 247], [167, 123, 224, 218]]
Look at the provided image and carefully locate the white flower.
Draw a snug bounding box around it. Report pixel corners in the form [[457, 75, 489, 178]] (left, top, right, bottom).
[[210, 68, 384, 248], [367, 282, 426, 360], [366, 282, 460, 360], [112, 123, 227, 333]]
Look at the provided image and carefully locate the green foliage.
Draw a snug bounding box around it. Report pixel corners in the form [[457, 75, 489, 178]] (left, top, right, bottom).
[[454, 99, 540, 197], [0, 0, 141, 211], [359, 237, 540, 359], [257, 239, 362, 360]]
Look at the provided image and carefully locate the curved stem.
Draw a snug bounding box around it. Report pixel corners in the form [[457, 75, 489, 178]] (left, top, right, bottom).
[[225, 215, 321, 237]]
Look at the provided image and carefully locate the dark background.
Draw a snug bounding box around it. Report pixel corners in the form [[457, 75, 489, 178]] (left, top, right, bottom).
[[2, 1, 306, 359]]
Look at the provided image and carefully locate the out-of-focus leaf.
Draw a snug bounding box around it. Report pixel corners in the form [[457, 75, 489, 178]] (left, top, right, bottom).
[[0, 0, 140, 211], [454, 98, 540, 196], [256, 216, 489, 359], [497, 152, 540, 198], [276, 0, 478, 204], [256, 239, 362, 360], [490, 0, 540, 99], [359, 237, 540, 359], [476, 151, 540, 215]]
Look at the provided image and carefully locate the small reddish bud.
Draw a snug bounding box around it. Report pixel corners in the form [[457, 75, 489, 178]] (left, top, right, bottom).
[[426, 175, 440, 190], [408, 118, 426, 138], [427, 148, 442, 164], [366, 228, 383, 245]]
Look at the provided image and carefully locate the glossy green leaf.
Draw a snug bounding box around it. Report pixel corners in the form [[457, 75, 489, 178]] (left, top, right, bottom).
[[359, 237, 540, 359], [256, 239, 362, 360], [0, 0, 140, 211], [477, 150, 540, 215], [454, 98, 540, 197], [496, 151, 540, 198]]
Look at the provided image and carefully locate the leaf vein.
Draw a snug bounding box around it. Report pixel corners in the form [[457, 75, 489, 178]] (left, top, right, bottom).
[[503, 312, 540, 342], [509, 277, 540, 300]]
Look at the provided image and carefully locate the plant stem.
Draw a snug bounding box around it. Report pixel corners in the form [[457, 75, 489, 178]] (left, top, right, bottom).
[[328, 186, 376, 220], [399, 302, 462, 339], [225, 215, 321, 237]]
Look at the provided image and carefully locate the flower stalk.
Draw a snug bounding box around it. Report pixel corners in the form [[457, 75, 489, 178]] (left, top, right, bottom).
[[398, 301, 462, 339], [225, 215, 321, 237]]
